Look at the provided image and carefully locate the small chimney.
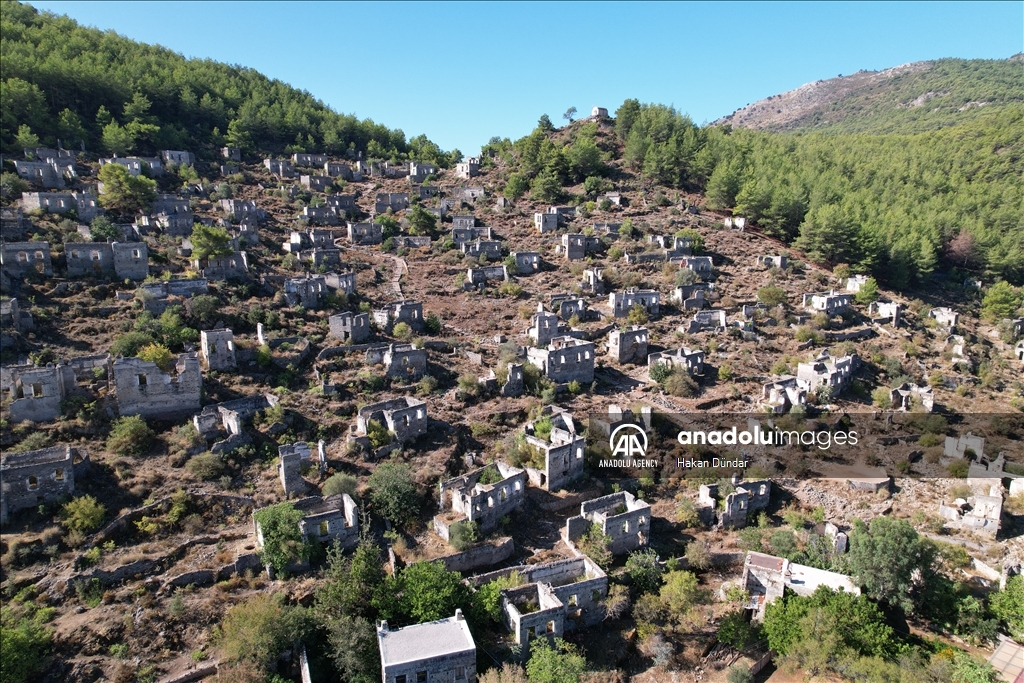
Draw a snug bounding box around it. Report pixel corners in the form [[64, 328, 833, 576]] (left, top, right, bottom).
[[455, 609, 464, 621]]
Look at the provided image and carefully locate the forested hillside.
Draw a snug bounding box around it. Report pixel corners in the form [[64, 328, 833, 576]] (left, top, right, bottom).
[[717, 56, 1024, 134], [0, 1, 456, 164], [494, 100, 1024, 289]]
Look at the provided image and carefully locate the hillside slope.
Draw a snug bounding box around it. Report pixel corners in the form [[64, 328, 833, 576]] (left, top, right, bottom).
[[0, 1, 452, 162], [715, 55, 1024, 134]]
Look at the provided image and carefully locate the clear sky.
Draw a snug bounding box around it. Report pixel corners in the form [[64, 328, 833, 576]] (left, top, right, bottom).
[[28, 1, 1024, 154]]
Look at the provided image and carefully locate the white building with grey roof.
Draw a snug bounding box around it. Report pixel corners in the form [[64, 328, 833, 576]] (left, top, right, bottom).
[[377, 609, 476, 683]]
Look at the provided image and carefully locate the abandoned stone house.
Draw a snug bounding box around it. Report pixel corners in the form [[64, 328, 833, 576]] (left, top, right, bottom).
[[671, 284, 708, 310], [283, 276, 328, 308], [649, 235, 693, 258], [938, 484, 1002, 538], [65, 241, 148, 280], [581, 268, 605, 294], [263, 158, 295, 177], [944, 432, 985, 459], [681, 308, 727, 333], [1, 206, 31, 241], [112, 352, 202, 420], [565, 491, 651, 555], [455, 157, 480, 179], [373, 300, 423, 333], [2, 362, 71, 422], [512, 251, 541, 275], [868, 301, 901, 327], [1, 445, 87, 525], [435, 462, 527, 539], [889, 382, 934, 412], [845, 274, 870, 292], [795, 351, 858, 396], [20, 192, 103, 222], [23, 147, 74, 162], [609, 289, 660, 319], [550, 295, 588, 322], [276, 441, 327, 496], [557, 234, 602, 261], [699, 478, 772, 529], [300, 175, 334, 193], [802, 291, 852, 315], [527, 306, 568, 347], [13, 159, 77, 189], [255, 492, 358, 551], [377, 611, 477, 683], [374, 192, 410, 214], [100, 156, 163, 176], [591, 222, 621, 237], [221, 147, 242, 161], [146, 195, 193, 235], [408, 162, 438, 183], [161, 150, 195, 166], [324, 271, 357, 295], [1, 298, 34, 337], [458, 186, 486, 202], [200, 329, 237, 371], [648, 347, 705, 378], [1017, 340, 1024, 364], [352, 397, 428, 446], [1, 242, 53, 278], [761, 376, 806, 413], [677, 256, 713, 275], [413, 184, 439, 200], [608, 326, 648, 364], [465, 265, 509, 288], [754, 255, 787, 269], [347, 221, 383, 245], [472, 556, 608, 650], [521, 407, 586, 491], [742, 551, 859, 621], [324, 161, 352, 178], [930, 307, 959, 329], [292, 153, 329, 167], [592, 106, 609, 118], [328, 311, 371, 343], [193, 250, 248, 281], [451, 214, 478, 232], [220, 199, 263, 223], [193, 393, 278, 453], [534, 212, 558, 233], [461, 239, 502, 260], [723, 216, 746, 229], [135, 278, 209, 313], [325, 194, 356, 213], [366, 343, 427, 381], [527, 337, 595, 385]]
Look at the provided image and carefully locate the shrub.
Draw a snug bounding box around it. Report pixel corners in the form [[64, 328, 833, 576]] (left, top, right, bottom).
[[110, 331, 157, 358], [61, 495, 106, 534], [424, 312, 442, 334], [871, 387, 893, 408], [685, 541, 710, 570], [217, 593, 312, 672], [664, 370, 698, 398], [365, 419, 391, 449], [186, 452, 225, 480], [368, 463, 419, 526], [252, 504, 308, 576], [757, 285, 787, 306], [449, 521, 479, 551], [627, 304, 649, 325], [11, 432, 51, 453], [718, 364, 734, 381], [106, 415, 154, 457], [323, 473, 357, 498], [137, 343, 174, 371], [392, 322, 412, 340]]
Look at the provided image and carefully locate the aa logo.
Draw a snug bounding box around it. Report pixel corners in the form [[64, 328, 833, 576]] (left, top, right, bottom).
[[609, 423, 648, 458]]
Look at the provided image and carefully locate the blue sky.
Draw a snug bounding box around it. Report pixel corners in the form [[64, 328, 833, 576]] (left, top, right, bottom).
[[29, 1, 1024, 154]]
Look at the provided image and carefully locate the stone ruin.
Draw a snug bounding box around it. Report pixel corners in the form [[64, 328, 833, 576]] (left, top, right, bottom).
[[277, 441, 327, 497], [742, 551, 859, 621], [365, 343, 427, 381], [328, 311, 371, 344], [1, 445, 89, 525], [760, 376, 807, 413], [254, 493, 358, 557], [512, 251, 541, 275], [521, 407, 585, 492], [802, 291, 852, 315], [193, 394, 279, 455], [1, 241, 53, 278], [283, 275, 328, 308], [435, 461, 527, 540], [888, 382, 934, 412], [607, 326, 648, 364], [470, 556, 608, 651], [200, 329, 237, 371], [564, 491, 651, 555], [372, 300, 423, 333], [754, 255, 787, 269], [795, 350, 858, 397], [682, 308, 727, 333], [347, 222, 383, 245], [527, 305, 568, 347], [350, 397, 428, 449], [580, 268, 605, 294], [868, 301, 901, 327], [699, 476, 771, 529], [930, 307, 959, 329], [112, 352, 202, 420], [648, 347, 705, 379], [526, 336, 595, 384], [609, 289, 660, 319], [938, 483, 1002, 538]]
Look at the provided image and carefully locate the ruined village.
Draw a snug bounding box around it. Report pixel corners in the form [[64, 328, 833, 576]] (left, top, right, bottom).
[[2, 105, 1024, 683]]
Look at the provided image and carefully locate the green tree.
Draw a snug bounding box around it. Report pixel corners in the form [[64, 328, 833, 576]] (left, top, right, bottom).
[[368, 463, 419, 526], [449, 520, 480, 551], [990, 574, 1024, 640], [537, 114, 555, 132], [217, 593, 311, 673], [110, 330, 157, 358], [853, 277, 880, 304], [252, 502, 308, 576], [504, 173, 529, 201], [615, 98, 642, 141], [981, 280, 1022, 321], [106, 415, 155, 457], [795, 203, 858, 266], [847, 517, 935, 614], [323, 614, 379, 683], [526, 638, 586, 683], [88, 216, 120, 242], [675, 228, 704, 254], [190, 224, 233, 261], [376, 560, 470, 625], [322, 473, 357, 498], [316, 538, 385, 620], [627, 304, 649, 325], [407, 204, 437, 236], [101, 121, 135, 155], [0, 603, 52, 683], [97, 162, 156, 215], [57, 108, 87, 148], [530, 170, 562, 203], [14, 124, 39, 150], [137, 343, 174, 371], [61, 495, 107, 533], [659, 570, 708, 628], [576, 523, 612, 568], [757, 285, 787, 306], [625, 548, 663, 594]]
